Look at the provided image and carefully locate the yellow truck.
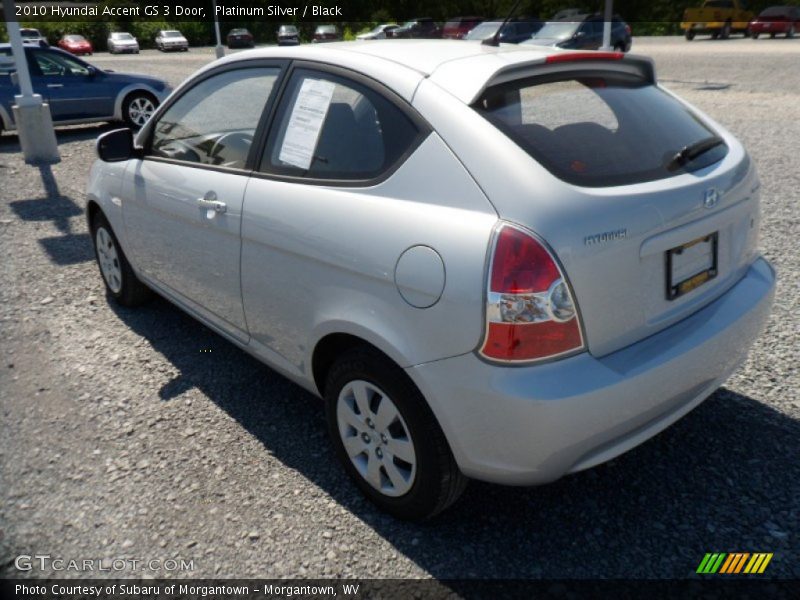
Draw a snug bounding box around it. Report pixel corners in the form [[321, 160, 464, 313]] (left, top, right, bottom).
[[681, 0, 755, 39]]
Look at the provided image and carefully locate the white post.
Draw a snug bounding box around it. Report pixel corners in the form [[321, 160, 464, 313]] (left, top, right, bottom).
[[211, 0, 225, 58], [3, 0, 60, 164], [602, 0, 613, 51]]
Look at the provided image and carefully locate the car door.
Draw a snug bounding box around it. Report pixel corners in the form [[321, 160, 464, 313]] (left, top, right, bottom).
[[121, 63, 284, 341], [239, 65, 437, 367], [28, 48, 114, 120]]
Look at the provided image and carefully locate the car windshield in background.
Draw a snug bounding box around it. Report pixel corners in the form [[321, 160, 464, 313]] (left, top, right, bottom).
[[280, 26, 298, 33], [66, 35, 86, 42], [317, 26, 336, 33], [535, 22, 580, 39], [21, 29, 40, 38], [465, 22, 501, 39], [113, 33, 134, 40], [164, 31, 183, 38], [759, 7, 790, 16], [473, 73, 728, 187], [230, 29, 247, 34]]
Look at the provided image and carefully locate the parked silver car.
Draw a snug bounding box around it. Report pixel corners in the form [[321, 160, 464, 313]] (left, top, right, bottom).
[[108, 32, 140, 54], [87, 42, 775, 520], [155, 30, 188, 52]]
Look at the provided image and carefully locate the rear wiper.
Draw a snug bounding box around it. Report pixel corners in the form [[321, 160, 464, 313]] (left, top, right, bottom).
[[667, 136, 725, 172]]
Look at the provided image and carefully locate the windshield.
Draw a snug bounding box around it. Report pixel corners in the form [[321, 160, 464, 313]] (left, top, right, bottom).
[[113, 33, 134, 40], [317, 26, 336, 34], [474, 73, 728, 187], [66, 35, 86, 42], [760, 7, 789, 17], [164, 31, 183, 38], [535, 22, 580, 39], [280, 26, 298, 34], [21, 30, 41, 38], [465, 22, 502, 39], [230, 29, 247, 34]]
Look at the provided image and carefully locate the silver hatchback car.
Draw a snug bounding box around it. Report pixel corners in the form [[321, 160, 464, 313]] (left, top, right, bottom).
[[87, 42, 775, 520]]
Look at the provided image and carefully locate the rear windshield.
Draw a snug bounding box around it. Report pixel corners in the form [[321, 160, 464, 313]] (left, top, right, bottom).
[[473, 72, 728, 187]]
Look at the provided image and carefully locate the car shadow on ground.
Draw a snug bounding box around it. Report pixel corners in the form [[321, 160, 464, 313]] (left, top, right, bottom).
[[109, 296, 800, 579]]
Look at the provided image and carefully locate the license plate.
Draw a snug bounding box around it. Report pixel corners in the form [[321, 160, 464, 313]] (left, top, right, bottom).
[[694, 23, 706, 29], [666, 232, 718, 300]]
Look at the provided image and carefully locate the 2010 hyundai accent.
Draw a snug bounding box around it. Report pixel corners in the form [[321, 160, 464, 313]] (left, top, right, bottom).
[[87, 41, 775, 520]]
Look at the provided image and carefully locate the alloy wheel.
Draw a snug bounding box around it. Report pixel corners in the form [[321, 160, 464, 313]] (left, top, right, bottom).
[[128, 96, 155, 127], [95, 227, 123, 293], [336, 380, 417, 497]]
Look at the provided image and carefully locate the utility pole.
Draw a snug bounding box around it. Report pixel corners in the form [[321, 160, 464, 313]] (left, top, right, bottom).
[[2, 0, 60, 164], [601, 0, 614, 51], [211, 0, 225, 58]]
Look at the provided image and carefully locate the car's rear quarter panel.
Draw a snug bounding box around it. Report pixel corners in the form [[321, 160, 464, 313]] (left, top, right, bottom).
[[240, 132, 498, 373]]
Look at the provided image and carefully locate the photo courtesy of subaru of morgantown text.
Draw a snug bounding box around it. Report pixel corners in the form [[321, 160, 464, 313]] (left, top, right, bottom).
[[1, 0, 797, 589]]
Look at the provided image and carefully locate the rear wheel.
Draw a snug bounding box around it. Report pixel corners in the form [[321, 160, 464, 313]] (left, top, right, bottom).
[[324, 348, 467, 520], [770, 32, 777, 38], [788, 26, 795, 39], [752, 32, 760, 39], [91, 212, 152, 307], [122, 92, 157, 129], [721, 21, 731, 39], [685, 29, 695, 40]]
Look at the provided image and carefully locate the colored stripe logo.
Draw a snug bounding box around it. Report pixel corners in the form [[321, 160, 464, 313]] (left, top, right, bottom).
[[697, 552, 773, 574]]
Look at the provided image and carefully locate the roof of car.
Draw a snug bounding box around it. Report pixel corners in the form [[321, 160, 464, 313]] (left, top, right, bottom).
[[205, 40, 650, 104]]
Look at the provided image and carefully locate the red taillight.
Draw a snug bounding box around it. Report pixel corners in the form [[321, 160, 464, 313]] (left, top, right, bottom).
[[545, 52, 624, 64], [480, 224, 584, 363]]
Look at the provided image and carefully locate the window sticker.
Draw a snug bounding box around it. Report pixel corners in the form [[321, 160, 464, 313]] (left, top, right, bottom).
[[278, 78, 336, 170]]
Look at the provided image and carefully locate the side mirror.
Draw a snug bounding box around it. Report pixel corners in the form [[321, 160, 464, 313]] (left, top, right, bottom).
[[97, 128, 135, 162]]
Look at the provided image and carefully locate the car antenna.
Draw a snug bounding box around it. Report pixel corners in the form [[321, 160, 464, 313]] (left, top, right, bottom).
[[483, 0, 523, 46]]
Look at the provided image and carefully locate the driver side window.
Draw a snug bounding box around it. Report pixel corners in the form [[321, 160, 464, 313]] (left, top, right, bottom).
[[150, 67, 279, 169], [34, 51, 89, 77]]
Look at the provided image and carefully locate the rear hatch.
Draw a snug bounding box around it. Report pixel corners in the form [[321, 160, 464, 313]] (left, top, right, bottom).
[[472, 59, 761, 357]]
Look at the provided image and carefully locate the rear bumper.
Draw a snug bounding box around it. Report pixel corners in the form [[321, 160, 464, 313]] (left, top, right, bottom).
[[407, 258, 775, 485]]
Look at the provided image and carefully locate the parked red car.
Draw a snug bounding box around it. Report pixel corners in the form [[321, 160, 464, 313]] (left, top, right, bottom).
[[441, 16, 486, 39], [749, 5, 800, 38], [57, 34, 93, 55]]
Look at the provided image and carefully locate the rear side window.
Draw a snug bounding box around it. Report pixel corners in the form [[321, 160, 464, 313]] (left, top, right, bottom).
[[262, 69, 422, 181], [474, 72, 728, 187]]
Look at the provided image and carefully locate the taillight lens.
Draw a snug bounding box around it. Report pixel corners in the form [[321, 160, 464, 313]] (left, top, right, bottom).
[[480, 223, 584, 363]]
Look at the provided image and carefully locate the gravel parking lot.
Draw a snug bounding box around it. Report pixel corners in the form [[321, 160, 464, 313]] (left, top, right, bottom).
[[1, 37, 798, 580]]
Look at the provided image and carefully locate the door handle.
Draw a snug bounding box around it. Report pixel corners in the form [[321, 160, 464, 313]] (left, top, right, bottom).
[[197, 192, 227, 214], [47, 83, 63, 88]]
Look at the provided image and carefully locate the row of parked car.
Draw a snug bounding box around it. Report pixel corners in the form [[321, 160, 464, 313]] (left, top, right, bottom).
[[19, 28, 190, 54]]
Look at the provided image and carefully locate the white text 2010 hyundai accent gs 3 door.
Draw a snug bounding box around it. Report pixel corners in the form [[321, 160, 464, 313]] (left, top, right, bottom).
[[87, 42, 775, 520]]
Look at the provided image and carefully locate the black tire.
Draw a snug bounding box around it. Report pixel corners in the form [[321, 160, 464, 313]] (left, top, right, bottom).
[[685, 29, 695, 40], [711, 31, 720, 39], [90, 211, 152, 307], [752, 32, 760, 39], [122, 91, 158, 129], [324, 348, 467, 521], [788, 26, 795, 39], [770, 32, 777, 39]]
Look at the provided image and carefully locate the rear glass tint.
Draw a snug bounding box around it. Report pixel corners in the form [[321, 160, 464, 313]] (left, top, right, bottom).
[[473, 72, 728, 187]]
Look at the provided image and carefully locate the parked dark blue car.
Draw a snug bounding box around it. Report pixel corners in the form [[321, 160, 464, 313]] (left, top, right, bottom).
[[0, 44, 170, 133]]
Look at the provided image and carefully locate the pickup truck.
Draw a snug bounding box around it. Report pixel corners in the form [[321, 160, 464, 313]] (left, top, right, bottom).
[[681, 0, 754, 39]]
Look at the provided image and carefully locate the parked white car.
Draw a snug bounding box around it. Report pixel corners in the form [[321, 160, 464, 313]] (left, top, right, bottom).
[[356, 24, 400, 40], [108, 32, 140, 54], [87, 42, 775, 520], [155, 30, 188, 52]]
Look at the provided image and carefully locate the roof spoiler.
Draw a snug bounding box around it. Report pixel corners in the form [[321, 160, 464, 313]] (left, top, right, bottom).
[[472, 52, 657, 103]]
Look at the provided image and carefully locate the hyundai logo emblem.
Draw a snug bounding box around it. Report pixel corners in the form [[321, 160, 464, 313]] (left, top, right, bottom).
[[704, 188, 720, 209]]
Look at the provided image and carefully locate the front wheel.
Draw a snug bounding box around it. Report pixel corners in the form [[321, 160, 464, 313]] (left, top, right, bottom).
[[325, 348, 467, 520], [685, 29, 695, 40], [91, 212, 152, 307], [752, 32, 760, 39], [122, 92, 157, 129]]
